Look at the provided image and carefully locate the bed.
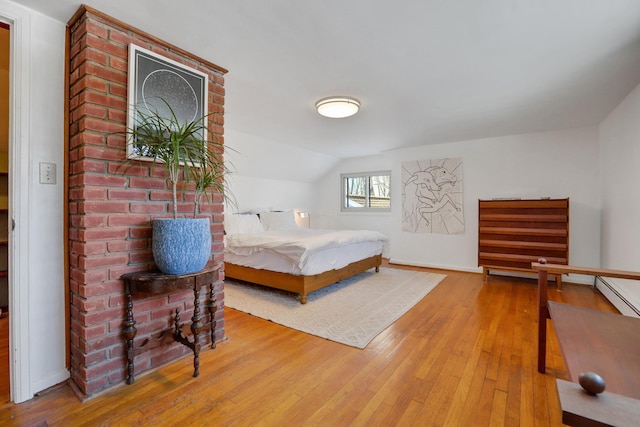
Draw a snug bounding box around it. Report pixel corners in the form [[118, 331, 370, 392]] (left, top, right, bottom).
[[223, 210, 387, 303]]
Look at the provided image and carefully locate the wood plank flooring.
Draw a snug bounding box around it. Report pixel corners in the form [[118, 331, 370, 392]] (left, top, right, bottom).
[[0, 264, 618, 426]]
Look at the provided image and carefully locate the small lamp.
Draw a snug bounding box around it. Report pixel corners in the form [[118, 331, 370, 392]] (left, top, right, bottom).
[[296, 211, 311, 228]]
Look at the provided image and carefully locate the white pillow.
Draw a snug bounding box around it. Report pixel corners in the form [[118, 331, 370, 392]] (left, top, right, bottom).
[[259, 210, 299, 231], [224, 214, 264, 234]]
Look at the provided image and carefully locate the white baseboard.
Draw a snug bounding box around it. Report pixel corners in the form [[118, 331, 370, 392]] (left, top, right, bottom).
[[388, 259, 594, 285], [388, 259, 482, 273], [33, 369, 70, 397], [596, 277, 640, 318]]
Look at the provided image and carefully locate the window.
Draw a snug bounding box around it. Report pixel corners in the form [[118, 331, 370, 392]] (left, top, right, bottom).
[[341, 171, 391, 212]]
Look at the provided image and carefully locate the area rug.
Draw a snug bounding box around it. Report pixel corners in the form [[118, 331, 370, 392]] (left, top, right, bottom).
[[224, 267, 446, 348]]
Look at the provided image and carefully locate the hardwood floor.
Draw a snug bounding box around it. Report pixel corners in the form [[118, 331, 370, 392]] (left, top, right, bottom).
[[0, 264, 617, 426]]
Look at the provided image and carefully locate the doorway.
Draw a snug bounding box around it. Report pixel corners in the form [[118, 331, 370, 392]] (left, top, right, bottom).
[[0, 21, 9, 402]]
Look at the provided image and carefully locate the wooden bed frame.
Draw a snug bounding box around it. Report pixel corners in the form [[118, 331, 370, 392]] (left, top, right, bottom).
[[224, 254, 382, 304]]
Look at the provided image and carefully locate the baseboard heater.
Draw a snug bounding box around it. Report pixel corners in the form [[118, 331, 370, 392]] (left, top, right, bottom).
[[596, 276, 640, 318]]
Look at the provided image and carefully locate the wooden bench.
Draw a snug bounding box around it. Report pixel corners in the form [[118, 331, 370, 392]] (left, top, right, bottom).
[[533, 260, 640, 427]]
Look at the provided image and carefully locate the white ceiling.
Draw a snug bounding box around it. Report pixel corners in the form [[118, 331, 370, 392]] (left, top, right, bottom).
[[10, 0, 640, 158]]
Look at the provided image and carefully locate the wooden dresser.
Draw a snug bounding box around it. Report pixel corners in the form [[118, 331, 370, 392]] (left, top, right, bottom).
[[478, 198, 569, 287]]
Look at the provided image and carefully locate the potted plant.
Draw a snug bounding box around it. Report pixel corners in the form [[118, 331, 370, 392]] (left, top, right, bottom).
[[125, 99, 232, 275]]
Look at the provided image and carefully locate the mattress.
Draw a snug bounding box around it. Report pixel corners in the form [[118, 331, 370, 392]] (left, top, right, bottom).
[[224, 229, 387, 276]]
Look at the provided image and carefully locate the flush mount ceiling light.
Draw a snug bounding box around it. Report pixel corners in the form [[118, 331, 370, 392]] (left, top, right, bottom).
[[315, 96, 360, 118]]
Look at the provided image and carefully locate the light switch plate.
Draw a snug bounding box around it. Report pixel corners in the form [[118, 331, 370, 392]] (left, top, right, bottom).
[[39, 162, 56, 184]]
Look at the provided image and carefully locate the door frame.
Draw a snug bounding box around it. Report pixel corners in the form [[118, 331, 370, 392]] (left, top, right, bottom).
[[0, 4, 32, 403]]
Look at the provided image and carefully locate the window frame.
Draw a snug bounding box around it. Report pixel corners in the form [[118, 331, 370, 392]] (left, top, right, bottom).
[[340, 170, 391, 213]]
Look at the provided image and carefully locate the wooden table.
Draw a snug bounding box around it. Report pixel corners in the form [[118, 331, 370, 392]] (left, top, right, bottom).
[[533, 260, 640, 426], [557, 379, 640, 427], [121, 265, 220, 384], [548, 302, 640, 399]]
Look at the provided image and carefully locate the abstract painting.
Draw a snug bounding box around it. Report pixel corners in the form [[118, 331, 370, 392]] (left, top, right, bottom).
[[402, 158, 464, 234]]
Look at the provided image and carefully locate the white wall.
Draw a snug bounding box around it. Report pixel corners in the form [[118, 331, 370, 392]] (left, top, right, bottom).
[[1, 0, 67, 402], [225, 128, 338, 213], [226, 174, 316, 214], [599, 83, 640, 271], [598, 80, 640, 314], [315, 127, 601, 279]]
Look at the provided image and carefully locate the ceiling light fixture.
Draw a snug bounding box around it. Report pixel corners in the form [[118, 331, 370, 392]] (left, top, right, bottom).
[[315, 96, 360, 118]]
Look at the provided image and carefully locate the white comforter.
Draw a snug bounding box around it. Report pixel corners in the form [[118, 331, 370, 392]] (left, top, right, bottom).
[[225, 229, 387, 269]]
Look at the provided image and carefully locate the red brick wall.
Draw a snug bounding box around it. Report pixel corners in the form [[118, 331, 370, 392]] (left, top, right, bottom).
[[67, 7, 227, 397]]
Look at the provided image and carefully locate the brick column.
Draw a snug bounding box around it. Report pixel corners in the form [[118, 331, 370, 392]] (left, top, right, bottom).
[[67, 6, 227, 396]]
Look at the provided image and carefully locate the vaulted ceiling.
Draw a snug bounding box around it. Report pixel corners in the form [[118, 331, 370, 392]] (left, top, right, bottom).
[[11, 0, 640, 158]]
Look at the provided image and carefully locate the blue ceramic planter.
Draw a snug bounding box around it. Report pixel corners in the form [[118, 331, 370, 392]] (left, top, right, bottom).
[[152, 218, 212, 275]]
